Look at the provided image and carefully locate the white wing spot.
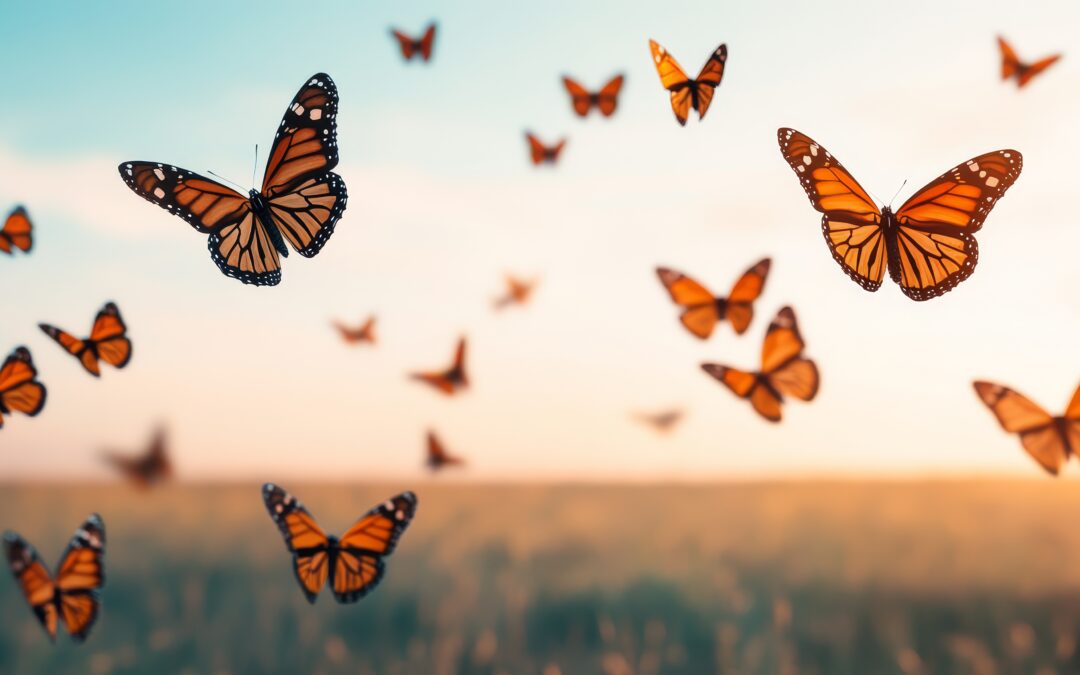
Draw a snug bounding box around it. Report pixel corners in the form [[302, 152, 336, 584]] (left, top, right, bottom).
[[968, 161, 979, 172], [986, 176, 1000, 188], [802, 155, 812, 166], [309, 109, 322, 121], [809, 145, 819, 157], [153, 187, 165, 199], [153, 168, 165, 181]]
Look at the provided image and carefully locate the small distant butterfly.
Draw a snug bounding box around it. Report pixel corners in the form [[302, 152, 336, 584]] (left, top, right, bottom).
[[411, 337, 468, 396], [333, 316, 376, 345], [634, 409, 685, 433], [562, 74, 625, 117], [973, 380, 1080, 476], [494, 275, 537, 311], [701, 306, 819, 423], [119, 73, 347, 287], [657, 259, 770, 339], [104, 428, 172, 488], [526, 133, 566, 166], [426, 431, 465, 471], [648, 40, 727, 126], [0, 206, 32, 255], [778, 128, 1022, 301], [39, 302, 131, 377], [262, 483, 417, 603], [0, 347, 46, 430], [391, 23, 436, 62], [998, 36, 1061, 89], [4, 514, 105, 643]]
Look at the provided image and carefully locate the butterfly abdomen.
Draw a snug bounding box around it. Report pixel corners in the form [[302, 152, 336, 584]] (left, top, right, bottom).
[[714, 297, 729, 320], [1055, 417, 1076, 459], [880, 207, 903, 285], [248, 190, 290, 258]]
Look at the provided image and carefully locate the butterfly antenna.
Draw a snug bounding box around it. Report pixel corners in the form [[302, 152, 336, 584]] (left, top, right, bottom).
[[206, 170, 247, 193], [888, 179, 908, 209], [252, 144, 259, 189]]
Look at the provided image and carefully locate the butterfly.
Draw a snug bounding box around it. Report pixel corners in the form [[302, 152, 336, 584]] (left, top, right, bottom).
[[973, 381, 1080, 476], [103, 428, 172, 488], [998, 36, 1062, 89], [633, 409, 685, 433], [262, 483, 417, 603], [526, 133, 566, 166], [119, 73, 347, 287], [562, 74, 625, 117], [494, 275, 537, 310], [391, 23, 436, 62], [39, 302, 132, 377], [0, 346, 47, 430], [0, 206, 32, 255], [411, 337, 468, 395], [701, 306, 819, 422], [648, 40, 727, 126], [657, 259, 770, 339], [333, 316, 376, 345], [3, 514, 105, 642], [777, 128, 1022, 301], [426, 431, 465, 471]]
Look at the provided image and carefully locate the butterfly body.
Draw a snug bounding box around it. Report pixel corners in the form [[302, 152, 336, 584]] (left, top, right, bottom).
[[246, 190, 289, 257]]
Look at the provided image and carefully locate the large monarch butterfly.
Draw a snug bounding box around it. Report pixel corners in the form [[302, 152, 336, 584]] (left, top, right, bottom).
[[777, 128, 1022, 301], [562, 74, 625, 117], [525, 133, 566, 166], [701, 306, 819, 423], [391, 23, 436, 62], [39, 302, 132, 377], [0, 206, 32, 255], [998, 36, 1062, 89], [973, 380, 1080, 476], [262, 483, 417, 603], [494, 275, 537, 311], [411, 337, 468, 395], [332, 316, 376, 345], [3, 514, 105, 643], [103, 428, 172, 489], [0, 346, 46, 430], [633, 408, 684, 434], [657, 259, 771, 339], [119, 73, 347, 287], [648, 40, 727, 126], [426, 431, 465, 471]]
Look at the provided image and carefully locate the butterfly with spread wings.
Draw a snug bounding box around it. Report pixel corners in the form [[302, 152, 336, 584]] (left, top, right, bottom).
[[39, 302, 132, 377], [0, 206, 32, 255], [333, 316, 376, 345], [119, 73, 347, 287], [4, 514, 105, 643], [778, 128, 1022, 301], [426, 431, 465, 471], [411, 337, 468, 395], [104, 428, 172, 488], [562, 74, 625, 117], [998, 36, 1062, 89], [262, 484, 417, 603], [391, 23, 437, 62], [648, 40, 727, 126], [701, 306, 819, 423], [657, 259, 770, 339], [494, 275, 537, 311], [0, 347, 46, 430], [973, 381, 1080, 476], [525, 133, 566, 166]]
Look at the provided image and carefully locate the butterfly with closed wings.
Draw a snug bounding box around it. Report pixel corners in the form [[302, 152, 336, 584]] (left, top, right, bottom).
[[426, 431, 465, 472], [973, 381, 1080, 476], [0, 346, 46, 430], [657, 259, 770, 339]]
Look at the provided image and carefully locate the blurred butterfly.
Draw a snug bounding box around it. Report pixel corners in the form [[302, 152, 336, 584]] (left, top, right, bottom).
[[0, 206, 32, 255], [973, 380, 1080, 476], [3, 514, 105, 642], [778, 128, 1022, 301], [657, 259, 771, 339], [648, 40, 727, 126], [526, 133, 566, 166], [701, 306, 819, 423], [119, 73, 347, 287], [426, 431, 465, 471], [104, 428, 172, 488], [634, 408, 685, 433], [411, 337, 468, 395], [494, 275, 537, 311], [562, 74, 625, 117], [333, 316, 376, 345], [0, 347, 46, 430], [998, 36, 1061, 89], [391, 23, 436, 62], [39, 302, 132, 377], [262, 483, 417, 603]]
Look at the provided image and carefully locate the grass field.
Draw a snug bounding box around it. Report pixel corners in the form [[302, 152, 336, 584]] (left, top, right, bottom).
[[2, 480, 1079, 674]]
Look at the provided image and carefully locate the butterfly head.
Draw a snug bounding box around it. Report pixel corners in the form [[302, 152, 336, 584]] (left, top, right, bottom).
[[326, 534, 340, 549]]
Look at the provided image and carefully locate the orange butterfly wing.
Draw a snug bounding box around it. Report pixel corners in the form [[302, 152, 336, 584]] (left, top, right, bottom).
[[90, 302, 132, 369], [726, 258, 771, 335], [1018, 54, 1062, 88], [334, 492, 418, 603], [418, 24, 436, 61], [3, 533, 57, 640], [427, 431, 464, 470], [262, 483, 331, 603], [973, 381, 1069, 475], [691, 43, 727, 121], [997, 36, 1021, 80], [0, 206, 32, 254], [596, 74, 625, 116], [0, 347, 47, 428], [562, 77, 593, 116], [760, 307, 819, 403], [391, 29, 418, 59], [411, 338, 469, 395], [649, 40, 692, 125], [655, 267, 719, 339]]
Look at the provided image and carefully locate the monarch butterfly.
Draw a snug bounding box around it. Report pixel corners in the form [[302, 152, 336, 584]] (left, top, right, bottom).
[[701, 306, 819, 423], [777, 128, 1022, 301], [3, 514, 105, 643], [119, 73, 347, 287], [426, 431, 465, 471], [494, 275, 537, 311], [0, 206, 32, 255], [998, 36, 1061, 88], [648, 40, 727, 126], [633, 409, 684, 433], [333, 316, 376, 345], [657, 259, 771, 339], [103, 428, 172, 488], [525, 133, 566, 166], [262, 483, 417, 603], [562, 74, 625, 117], [973, 381, 1080, 476], [0, 347, 46, 430], [391, 23, 436, 62], [411, 337, 468, 395], [39, 302, 132, 377]]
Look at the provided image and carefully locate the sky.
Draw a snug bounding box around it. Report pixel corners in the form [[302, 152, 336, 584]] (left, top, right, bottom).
[[1, 0, 1079, 481]]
